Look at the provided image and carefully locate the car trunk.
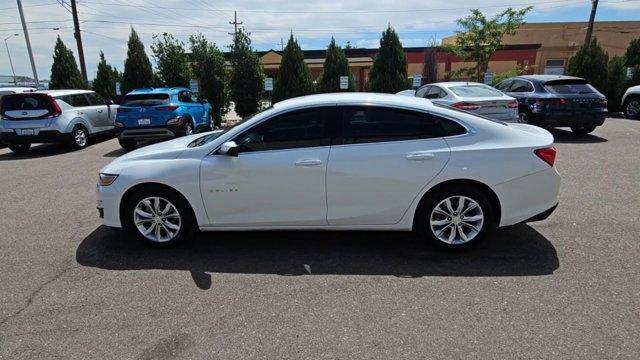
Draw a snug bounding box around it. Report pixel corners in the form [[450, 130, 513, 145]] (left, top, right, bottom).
[[1, 93, 58, 121], [543, 79, 606, 112], [117, 93, 176, 127]]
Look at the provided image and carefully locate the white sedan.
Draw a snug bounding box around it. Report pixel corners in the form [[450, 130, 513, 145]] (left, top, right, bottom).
[[96, 93, 560, 250]]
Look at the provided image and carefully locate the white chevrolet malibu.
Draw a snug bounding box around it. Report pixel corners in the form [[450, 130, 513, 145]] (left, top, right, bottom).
[[97, 93, 560, 250]]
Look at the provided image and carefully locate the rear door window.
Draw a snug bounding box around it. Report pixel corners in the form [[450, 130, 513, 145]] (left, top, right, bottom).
[[60, 94, 90, 107], [0, 93, 55, 119], [450, 85, 503, 97], [425, 86, 444, 99], [85, 92, 107, 106], [495, 80, 512, 92], [339, 106, 466, 144], [121, 94, 170, 106], [544, 80, 597, 94]]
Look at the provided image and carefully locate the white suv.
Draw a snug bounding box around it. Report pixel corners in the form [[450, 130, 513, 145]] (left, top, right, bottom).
[[0, 90, 117, 153]]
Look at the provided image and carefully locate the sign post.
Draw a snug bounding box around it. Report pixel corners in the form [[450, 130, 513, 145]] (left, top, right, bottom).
[[339, 76, 349, 90], [412, 74, 422, 88], [264, 77, 273, 107], [189, 79, 200, 94]]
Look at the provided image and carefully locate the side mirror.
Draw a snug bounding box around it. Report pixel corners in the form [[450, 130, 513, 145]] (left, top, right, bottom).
[[219, 141, 239, 157]]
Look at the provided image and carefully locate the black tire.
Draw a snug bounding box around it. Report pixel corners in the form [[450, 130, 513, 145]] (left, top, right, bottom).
[[623, 96, 640, 120], [118, 138, 137, 151], [67, 125, 89, 150], [183, 120, 194, 136], [415, 185, 495, 250], [570, 124, 597, 134], [518, 108, 531, 124], [122, 186, 196, 248], [206, 112, 215, 131], [8, 143, 31, 154]]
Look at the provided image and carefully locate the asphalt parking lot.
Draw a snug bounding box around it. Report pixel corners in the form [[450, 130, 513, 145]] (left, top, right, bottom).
[[0, 118, 639, 359]]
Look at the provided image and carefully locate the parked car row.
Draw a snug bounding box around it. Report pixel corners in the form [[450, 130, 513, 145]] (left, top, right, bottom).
[[399, 75, 611, 134], [0, 86, 213, 153]]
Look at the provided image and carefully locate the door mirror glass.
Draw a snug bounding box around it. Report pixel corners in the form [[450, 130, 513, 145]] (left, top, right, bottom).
[[219, 141, 239, 156]]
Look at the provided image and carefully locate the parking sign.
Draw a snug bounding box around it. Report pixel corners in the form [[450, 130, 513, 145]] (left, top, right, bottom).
[[412, 74, 422, 88], [265, 78, 273, 91], [115, 82, 121, 96], [339, 76, 349, 90], [189, 79, 199, 93]]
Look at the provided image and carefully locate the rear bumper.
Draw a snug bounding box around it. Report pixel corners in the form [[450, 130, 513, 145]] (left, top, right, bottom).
[[117, 124, 186, 141], [530, 111, 606, 127], [493, 167, 561, 227], [0, 130, 70, 144]]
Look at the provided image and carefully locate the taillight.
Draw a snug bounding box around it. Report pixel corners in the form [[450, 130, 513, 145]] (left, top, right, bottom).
[[114, 121, 124, 128], [452, 102, 480, 111], [507, 100, 518, 108], [157, 105, 179, 111], [534, 146, 556, 167], [535, 98, 567, 107], [46, 95, 62, 118]]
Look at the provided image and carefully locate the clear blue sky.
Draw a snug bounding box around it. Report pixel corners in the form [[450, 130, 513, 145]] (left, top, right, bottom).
[[0, 0, 639, 80]]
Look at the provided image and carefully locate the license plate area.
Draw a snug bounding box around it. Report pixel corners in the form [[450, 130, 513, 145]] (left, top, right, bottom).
[[138, 118, 151, 126], [17, 129, 35, 136]]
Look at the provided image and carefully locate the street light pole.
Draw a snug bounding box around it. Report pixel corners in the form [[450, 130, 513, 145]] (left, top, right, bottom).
[[16, 0, 39, 88], [4, 34, 19, 86]]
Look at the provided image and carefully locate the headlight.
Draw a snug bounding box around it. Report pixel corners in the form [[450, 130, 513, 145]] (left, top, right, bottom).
[[98, 173, 119, 186]]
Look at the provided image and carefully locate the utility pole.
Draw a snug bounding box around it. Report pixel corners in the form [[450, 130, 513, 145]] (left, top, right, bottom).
[[70, 0, 88, 85], [584, 0, 599, 46], [4, 34, 19, 85], [16, 0, 39, 88], [280, 38, 284, 51], [228, 11, 243, 38]]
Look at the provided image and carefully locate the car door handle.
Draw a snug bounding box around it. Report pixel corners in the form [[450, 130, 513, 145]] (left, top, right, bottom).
[[295, 159, 323, 166], [76, 111, 83, 115], [406, 152, 435, 161]]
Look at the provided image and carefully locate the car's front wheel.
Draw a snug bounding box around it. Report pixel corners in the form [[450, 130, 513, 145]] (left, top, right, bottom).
[[8, 143, 31, 154], [623, 96, 640, 119], [416, 186, 494, 250], [570, 124, 597, 134], [122, 186, 195, 247], [183, 121, 194, 136]]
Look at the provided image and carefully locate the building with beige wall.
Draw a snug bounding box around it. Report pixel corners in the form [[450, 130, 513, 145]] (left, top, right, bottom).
[[443, 21, 640, 75]]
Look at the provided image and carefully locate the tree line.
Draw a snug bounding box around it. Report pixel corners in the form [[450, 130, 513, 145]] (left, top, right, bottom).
[[48, 26, 409, 125]]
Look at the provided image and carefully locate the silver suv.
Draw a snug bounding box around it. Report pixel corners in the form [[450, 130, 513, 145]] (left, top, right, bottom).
[[0, 90, 117, 153]]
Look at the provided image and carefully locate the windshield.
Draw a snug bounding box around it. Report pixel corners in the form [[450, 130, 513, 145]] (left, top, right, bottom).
[[187, 107, 273, 147], [450, 85, 503, 97], [121, 93, 170, 106], [544, 80, 597, 94]]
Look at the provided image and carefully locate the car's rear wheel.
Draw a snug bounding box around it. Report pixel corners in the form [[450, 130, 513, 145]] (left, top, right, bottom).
[[623, 96, 640, 119], [67, 125, 89, 150], [518, 108, 531, 124], [122, 186, 195, 247], [8, 143, 31, 154], [184, 121, 194, 136], [118, 138, 137, 151], [416, 186, 494, 250], [208, 112, 215, 131], [570, 124, 597, 134]]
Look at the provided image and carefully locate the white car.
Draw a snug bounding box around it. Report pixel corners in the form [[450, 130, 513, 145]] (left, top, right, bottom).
[[0, 89, 117, 153], [399, 82, 519, 122], [0, 87, 36, 99], [622, 85, 640, 119], [96, 93, 560, 250]]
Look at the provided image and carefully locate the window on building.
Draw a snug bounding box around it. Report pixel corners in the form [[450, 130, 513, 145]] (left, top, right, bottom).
[[544, 59, 566, 75]]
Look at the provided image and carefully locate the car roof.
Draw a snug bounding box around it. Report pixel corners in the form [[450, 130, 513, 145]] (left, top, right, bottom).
[[514, 75, 585, 82], [128, 87, 189, 94], [272, 92, 433, 111], [37, 89, 93, 96]]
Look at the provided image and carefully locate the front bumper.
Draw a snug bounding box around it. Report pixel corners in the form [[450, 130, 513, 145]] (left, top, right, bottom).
[[96, 182, 123, 228], [0, 130, 70, 145], [116, 124, 186, 141]]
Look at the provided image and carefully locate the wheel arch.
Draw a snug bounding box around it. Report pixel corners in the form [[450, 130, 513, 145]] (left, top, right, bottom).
[[119, 182, 198, 228], [65, 117, 92, 134], [412, 178, 502, 231]]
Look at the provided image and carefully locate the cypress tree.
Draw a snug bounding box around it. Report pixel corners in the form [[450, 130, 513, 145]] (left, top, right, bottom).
[[151, 32, 191, 87], [317, 37, 354, 93], [367, 26, 409, 93], [605, 56, 626, 112], [229, 28, 264, 118], [48, 36, 84, 90], [624, 38, 640, 88], [567, 38, 609, 94], [122, 28, 153, 94], [92, 51, 119, 101], [189, 34, 229, 127], [272, 34, 313, 102]]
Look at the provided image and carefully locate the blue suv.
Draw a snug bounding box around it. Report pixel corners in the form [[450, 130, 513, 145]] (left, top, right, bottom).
[[115, 87, 213, 150]]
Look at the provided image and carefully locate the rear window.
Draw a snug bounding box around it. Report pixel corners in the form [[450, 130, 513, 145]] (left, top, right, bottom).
[[122, 94, 170, 106], [450, 85, 502, 97], [544, 80, 597, 94], [0, 93, 55, 119]]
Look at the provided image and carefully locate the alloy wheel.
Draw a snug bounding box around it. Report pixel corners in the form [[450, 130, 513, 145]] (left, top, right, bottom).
[[627, 100, 640, 118], [133, 196, 182, 243], [185, 123, 193, 135], [74, 128, 87, 147], [429, 195, 484, 245]]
